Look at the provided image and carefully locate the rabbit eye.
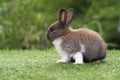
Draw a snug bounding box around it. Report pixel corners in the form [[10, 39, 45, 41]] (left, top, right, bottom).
[[50, 27, 54, 32]]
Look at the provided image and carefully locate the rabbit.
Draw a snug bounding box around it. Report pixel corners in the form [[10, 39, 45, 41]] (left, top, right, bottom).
[[47, 8, 107, 64]]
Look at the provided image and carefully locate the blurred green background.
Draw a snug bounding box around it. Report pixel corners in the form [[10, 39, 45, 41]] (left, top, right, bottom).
[[0, 0, 120, 50]]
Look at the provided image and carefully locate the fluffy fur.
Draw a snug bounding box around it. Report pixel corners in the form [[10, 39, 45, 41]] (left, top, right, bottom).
[[47, 8, 107, 64], [53, 37, 85, 64]]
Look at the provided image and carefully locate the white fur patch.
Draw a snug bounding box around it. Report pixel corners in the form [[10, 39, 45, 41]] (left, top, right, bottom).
[[72, 44, 85, 64], [52, 38, 62, 53], [73, 52, 84, 64], [52, 38, 70, 63]]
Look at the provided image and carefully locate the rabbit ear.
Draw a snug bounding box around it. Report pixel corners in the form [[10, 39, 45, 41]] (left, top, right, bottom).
[[59, 9, 67, 25], [66, 8, 75, 25]]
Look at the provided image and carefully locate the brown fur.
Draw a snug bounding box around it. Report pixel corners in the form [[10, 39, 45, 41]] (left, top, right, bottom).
[[61, 28, 106, 62], [47, 8, 107, 62]]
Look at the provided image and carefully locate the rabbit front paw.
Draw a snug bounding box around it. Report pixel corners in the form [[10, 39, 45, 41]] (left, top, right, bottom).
[[57, 59, 69, 63]]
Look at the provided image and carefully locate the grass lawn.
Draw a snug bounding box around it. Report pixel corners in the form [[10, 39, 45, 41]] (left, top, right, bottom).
[[0, 49, 120, 80]]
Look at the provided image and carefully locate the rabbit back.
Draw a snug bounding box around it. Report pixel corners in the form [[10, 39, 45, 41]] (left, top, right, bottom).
[[61, 28, 106, 62]]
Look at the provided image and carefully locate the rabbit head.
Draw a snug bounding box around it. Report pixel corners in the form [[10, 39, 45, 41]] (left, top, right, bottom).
[[47, 8, 75, 42]]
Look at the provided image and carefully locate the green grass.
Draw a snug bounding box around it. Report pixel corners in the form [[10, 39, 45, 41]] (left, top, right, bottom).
[[0, 49, 120, 80]]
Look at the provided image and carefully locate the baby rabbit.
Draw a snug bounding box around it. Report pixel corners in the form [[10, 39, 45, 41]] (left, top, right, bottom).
[[47, 8, 106, 64]]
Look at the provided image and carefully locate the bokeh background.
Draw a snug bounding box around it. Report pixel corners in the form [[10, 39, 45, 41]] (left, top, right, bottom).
[[0, 0, 120, 50]]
